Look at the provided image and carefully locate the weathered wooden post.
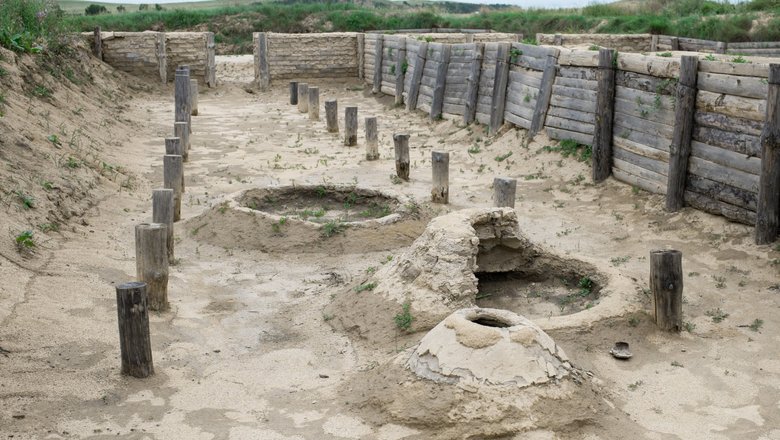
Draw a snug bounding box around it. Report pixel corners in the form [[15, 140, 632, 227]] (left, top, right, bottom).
[[366, 117, 379, 160], [530, 48, 560, 138], [493, 177, 517, 208], [716, 41, 727, 54], [297, 83, 309, 113], [394, 134, 410, 181], [373, 34, 384, 94], [431, 44, 452, 121], [135, 223, 169, 312], [553, 34, 562, 46], [173, 122, 189, 162], [256, 32, 270, 90], [406, 41, 428, 111], [394, 38, 407, 106], [665, 56, 699, 212], [174, 68, 191, 132], [163, 154, 183, 222], [592, 48, 617, 182], [344, 106, 358, 146], [464, 43, 484, 125], [93, 27, 103, 60], [289, 81, 298, 105], [152, 188, 175, 262], [308, 87, 319, 121], [431, 151, 449, 203], [650, 34, 659, 52], [116, 281, 154, 378], [650, 249, 683, 332], [357, 33, 365, 80], [164, 137, 185, 191], [670, 37, 680, 51], [489, 43, 511, 135], [755, 64, 780, 245], [177, 66, 192, 127], [325, 99, 338, 133], [190, 79, 199, 116]]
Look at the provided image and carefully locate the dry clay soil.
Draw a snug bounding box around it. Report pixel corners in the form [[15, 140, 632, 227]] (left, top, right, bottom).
[[1, 54, 780, 439]]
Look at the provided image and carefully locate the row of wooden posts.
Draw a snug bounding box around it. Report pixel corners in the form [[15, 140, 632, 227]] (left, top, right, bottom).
[[289, 80, 519, 207], [116, 66, 200, 378]]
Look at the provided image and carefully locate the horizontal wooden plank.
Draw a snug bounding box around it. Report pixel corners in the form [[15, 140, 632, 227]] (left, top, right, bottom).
[[512, 54, 546, 71], [545, 127, 593, 146], [549, 95, 596, 114], [511, 43, 558, 60], [557, 66, 597, 81], [613, 158, 667, 187], [615, 96, 676, 125], [687, 156, 759, 193], [614, 111, 674, 139], [548, 106, 595, 124], [614, 145, 668, 176], [696, 90, 766, 122], [692, 125, 760, 157], [505, 112, 532, 130], [615, 86, 676, 112], [616, 70, 677, 95], [612, 167, 667, 195], [686, 173, 757, 211], [555, 76, 598, 91], [509, 70, 543, 89], [693, 111, 763, 137], [613, 136, 670, 162], [545, 115, 594, 136], [618, 52, 680, 78], [613, 119, 672, 152], [552, 84, 597, 101], [690, 140, 761, 175], [698, 60, 769, 78], [505, 101, 535, 121], [442, 102, 466, 116], [684, 191, 755, 224], [697, 71, 768, 99]]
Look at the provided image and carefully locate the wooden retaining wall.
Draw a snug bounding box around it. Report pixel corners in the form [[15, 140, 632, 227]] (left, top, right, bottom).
[[255, 32, 359, 82]]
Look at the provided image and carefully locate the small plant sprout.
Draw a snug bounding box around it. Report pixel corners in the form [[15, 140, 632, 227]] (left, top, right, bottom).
[[394, 302, 414, 331], [705, 308, 729, 323], [354, 282, 377, 293], [748, 319, 763, 332], [16, 191, 34, 209], [15, 230, 35, 251]]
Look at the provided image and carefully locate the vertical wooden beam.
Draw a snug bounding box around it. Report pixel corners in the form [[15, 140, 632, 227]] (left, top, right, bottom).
[[530, 49, 559, 138], [651, 34, 658, 52], [164, 137, 184, 191], [173, 122, 189, 162], [493, 177, 517, 208], [650, 250, 683, 332], [93, 27, 103, 60], [156, 32, 166, 84], [395, 38, 407, 106], [308, 87, 319, 121], [289, 81, 298, 105], [190, 79, 199, 116], [344, 106, 358, 146], [665, 56, 699, 212], [716, 41, 727, 54], [256, 32, 270, 90], [554, 34, 562, 46], [430, 44, 451, 121], [591, 48, 617, 183], [325, 100, 338, 133], [163, 154, 183, 222], [464, 43, 484, 125], [406, 41, 428, 111], [755, 64, 780, 245], [365, 117, 379, 160], [174, 68, 190, 132], [297, 83, 308, 113], [372, 35, 384, 94], [135, 223, 169, 312], [357, 33, 365, 80], [431, 151, 449, 204], [206, 32, 216, 88], [152, 188, 175, 262], [489, 42, 510, 135], [116, 281, 154, 378], [670, 37, 679, 51], [394, 134, 410, 181]]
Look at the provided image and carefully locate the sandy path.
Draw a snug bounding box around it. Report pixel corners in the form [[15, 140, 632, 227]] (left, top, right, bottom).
[[0, 55, 778, 439]]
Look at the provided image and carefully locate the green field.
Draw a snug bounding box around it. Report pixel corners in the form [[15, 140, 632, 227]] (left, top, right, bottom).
[[57, 0, 262, 14]]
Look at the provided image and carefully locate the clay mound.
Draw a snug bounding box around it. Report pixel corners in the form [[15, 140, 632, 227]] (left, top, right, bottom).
[[407, 308, 571, 389], [186, 184, 431, 253]]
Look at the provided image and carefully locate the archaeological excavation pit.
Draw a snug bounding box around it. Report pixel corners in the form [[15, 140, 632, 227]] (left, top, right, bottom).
[[186, 185, 428, 253]]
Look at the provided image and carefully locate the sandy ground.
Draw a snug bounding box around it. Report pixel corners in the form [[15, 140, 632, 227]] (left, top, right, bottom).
[[1, 54, 779, 439]]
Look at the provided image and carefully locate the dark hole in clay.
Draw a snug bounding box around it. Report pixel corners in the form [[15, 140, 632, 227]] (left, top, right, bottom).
[[470, 316, 511, 328]]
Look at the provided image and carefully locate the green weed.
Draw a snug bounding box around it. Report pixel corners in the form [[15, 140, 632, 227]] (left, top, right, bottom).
[[394, 302, 414, 331]]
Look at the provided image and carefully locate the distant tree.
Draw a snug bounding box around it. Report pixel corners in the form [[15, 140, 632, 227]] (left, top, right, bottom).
[[85, 4, 108, 15], [154, 3, 164, 10], [116, 5, 126, 12], [138, 4, 149, 10]]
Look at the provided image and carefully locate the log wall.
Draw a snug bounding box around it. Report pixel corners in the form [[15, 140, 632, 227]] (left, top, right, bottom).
[[543, 48, 599, 146], [261, 32, 359, 80], [166, 32, 216, 86], [537, 33, 653, 52]]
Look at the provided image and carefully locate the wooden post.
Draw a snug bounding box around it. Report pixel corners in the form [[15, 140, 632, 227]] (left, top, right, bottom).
[[289, 81, 298, 105], [256, 32, 270, 90], [135, 223, 169, 312], [116, 281, 154, 378], [308, 87, 319, 121], [716, 41, 727, 54], [297, 83, 308, 113], [163, 154, 183, 222], [373, 35, 384, 94], [164, 137, 184, 191], [489, 43, 511, 135], [93, 27, 103, 60], [394, 134, 410, 181], [406, 41, 428, 111], [650, 35, 659, 52], [430, 44, 451, 121], [530, 50, 559, 138], [554, 34, 562, 46], [344, 106, 358, 146], [174, 69, 190, 130], [650, 249, 683, 332], [189, 79, 199, 116], [357, 33, 365, 80], [431, 151, 449, 204], [464, 43, 484, 125], [670, 37, 679, 51], [152, 188, 175, 262], [325, 99, 338, 133], [755, 64, 780, 245], [592, 48, 617, 183], [493, 177, 517, 208], [173, 122, 189, 162], [395, 38, 407, 106], [206, 32, 216, 88], [665, 56, 699, 212], [366, 117, 379, 160]]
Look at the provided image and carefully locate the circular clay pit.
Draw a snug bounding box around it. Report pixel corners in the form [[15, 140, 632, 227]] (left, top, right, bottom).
[[187, 185, 426, 253]]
